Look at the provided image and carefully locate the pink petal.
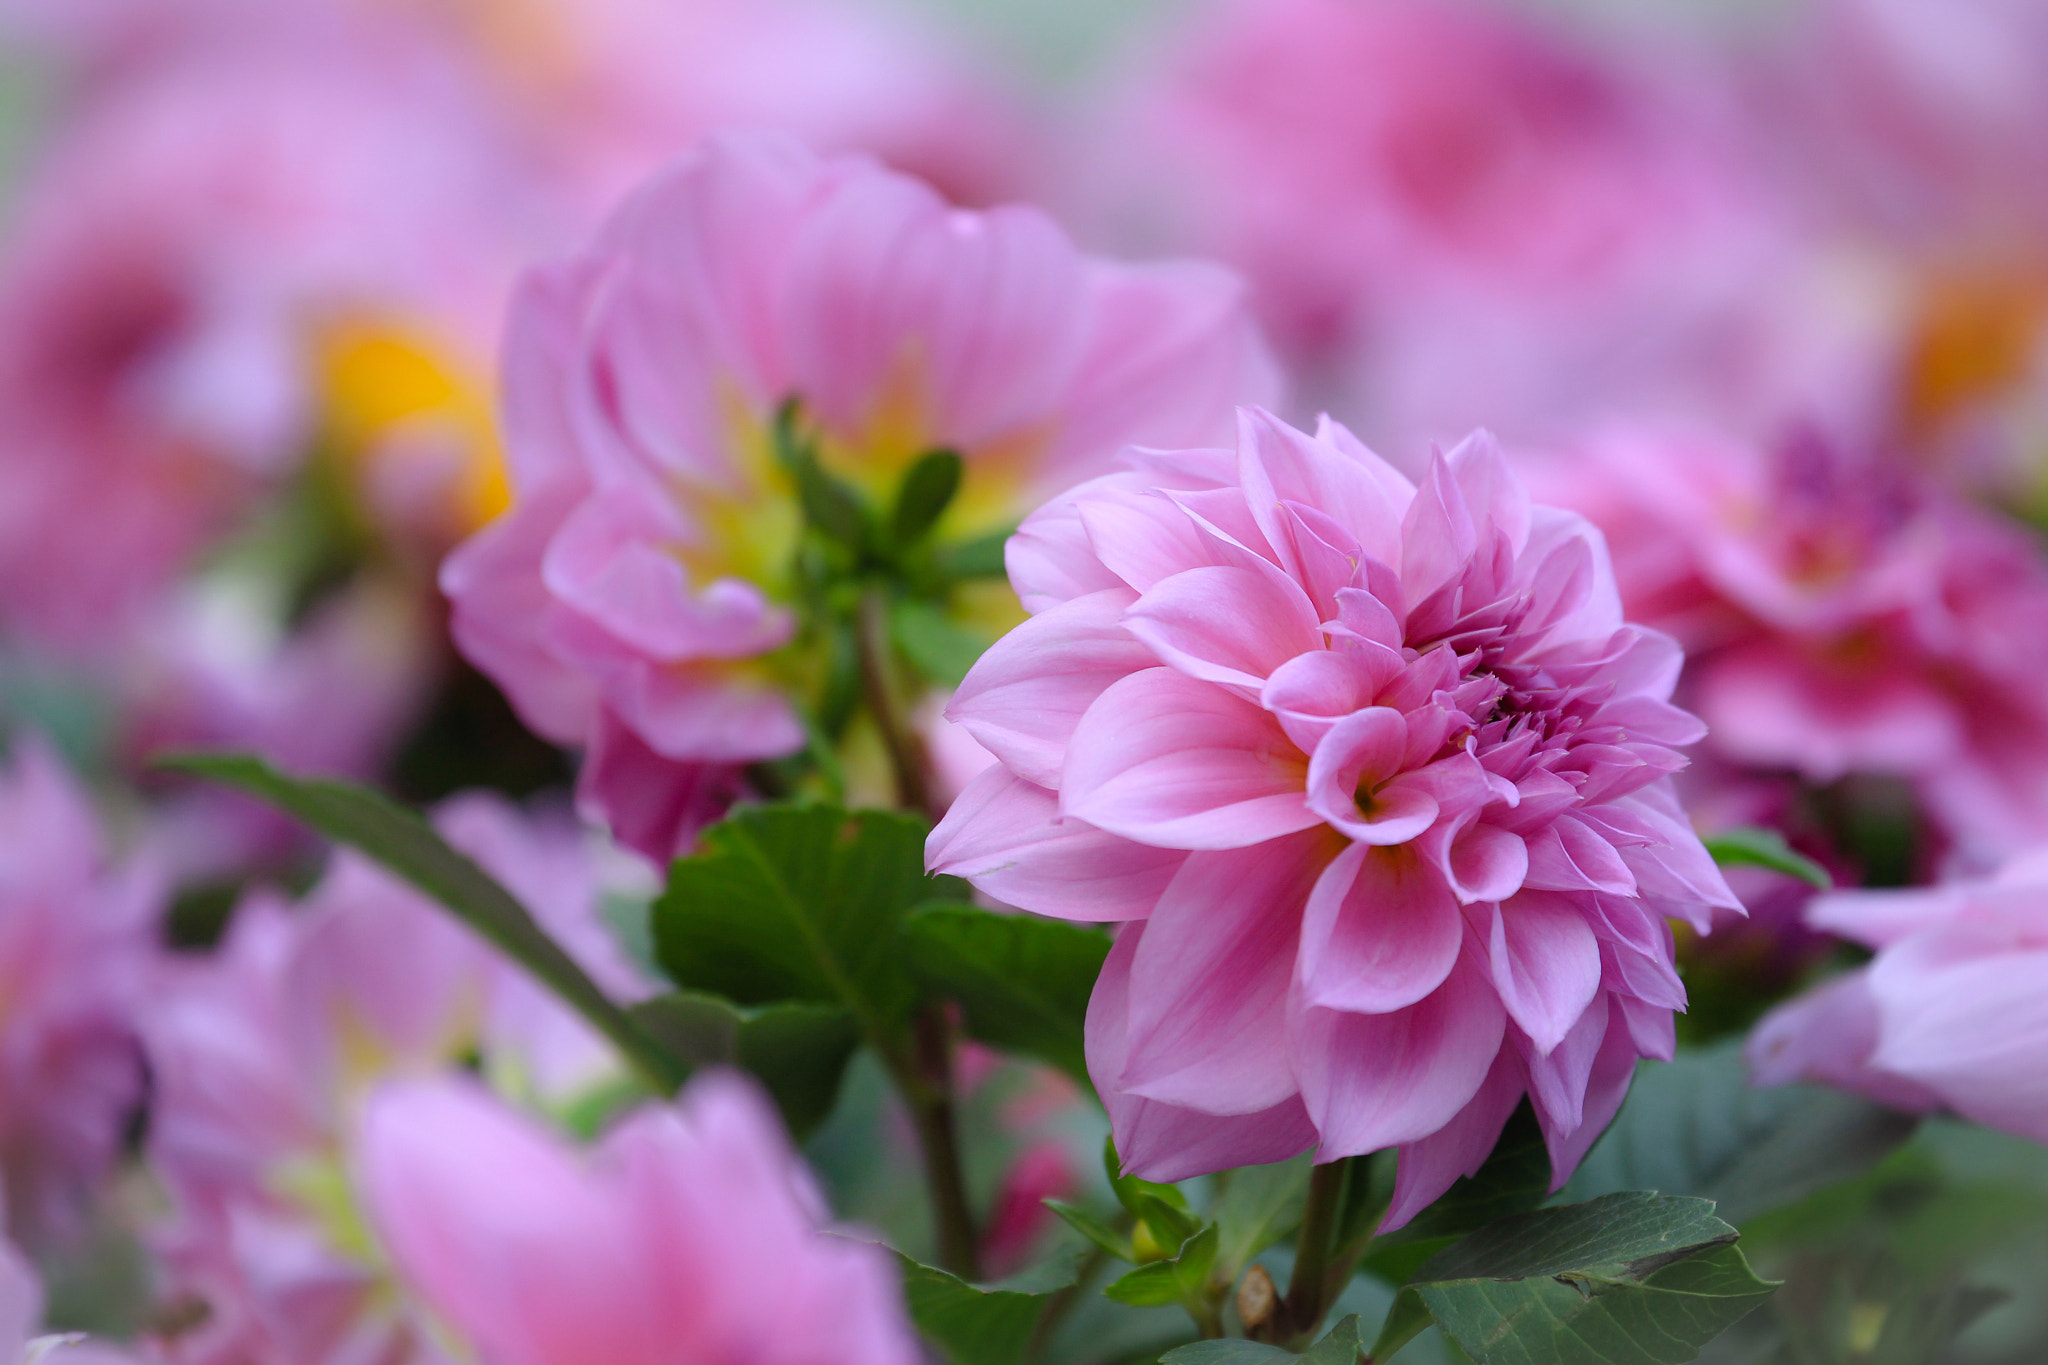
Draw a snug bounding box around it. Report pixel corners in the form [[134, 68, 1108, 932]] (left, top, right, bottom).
[[1239, 409, 1409, 573], [946, 588, 1148, 789], [1522, 816, 1637, 896], [1438, 820, 1531, 904], [1124, 564, 1324, 694], [1487, 893, 1603, 1055], [924, 768, 1185, 921], [441, 474, 600, 745], [1379, 1047, 1524, 1233], [1262, 649, 1384, 752], [1119, 837, 1331, 1114], [1537, 997, 1642, 1188], [357, 1078, 656, 1365], [1062, 668, 1320, 850], [1292, 951, 1507, 1158], [1298, 843, 1463, 1014], [575, 713, 747, 865], [780, 169, 1085, 451], [1399, 452, 1479, 608], [1443, 430, 1529, 554], [1079, 488, 1220, 595], [1089, 928, 1317, 1183]]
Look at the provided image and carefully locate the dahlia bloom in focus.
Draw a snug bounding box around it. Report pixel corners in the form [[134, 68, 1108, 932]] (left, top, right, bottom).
[[358, 1073, 918, 1365], [0, 735, 159, 1247], [1750, 847, 2048, 1141], [444, 132, 1275, 861], [927, 409, 1739, 1225], [142, 794, 650, 1364], [1531, 427, 2048, 863]]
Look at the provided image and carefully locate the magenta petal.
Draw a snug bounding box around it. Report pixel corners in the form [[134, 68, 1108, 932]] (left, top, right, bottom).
[[1063, 668, 1319, 850], [1444, 429, 1530, 554], [1487, 893, 1603, 1055], [1119, 838, 1327, 1114], [1522, 817, 1637, 896], [1379, 1047, 1524, 1233], [1124, 565, 1323, 693], [1089, 927, 1315, 1182], [1239, 408, 1409, 573], [1298, 844, 1462, 1014], [947, 588, 1148, 789], [924, 768, 1184, 921], [1293, 952, 1506, 1158]]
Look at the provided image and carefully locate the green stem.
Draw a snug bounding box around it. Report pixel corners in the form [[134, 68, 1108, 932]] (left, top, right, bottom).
[[886, 1004, 982, 1280], [855, 586, 935, 818], [1282, 1158, 1352, 1348]]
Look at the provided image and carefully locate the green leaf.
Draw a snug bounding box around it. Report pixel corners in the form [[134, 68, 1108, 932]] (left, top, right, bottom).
[[652, 804, 946, 1036], [935, 528, 1013, 580], [1045, 1200, 1133, 1262], [155, 752, 685, 1092], [1702, 827, 1832, 890], [891, 449, 964, 547], [890, 599, 993, 687], [626, 992, 859, 1137], [771, 400, 872, 553], [1382, 1192, 1776, 1365], [1104, 1224, 1219, 1308], [1213, 1152, 1312, 1282], [1561, 1041, 1917, 1225], [895, 1251, 1079, 1365], [1363, 1100, 1551, 1284], [902, 904, 1107, 1083], [1161, 1315, 1364, 1365]]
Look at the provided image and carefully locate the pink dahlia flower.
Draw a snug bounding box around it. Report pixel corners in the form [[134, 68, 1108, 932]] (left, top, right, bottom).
[[358, 1073, 918, 1365], [1750, 847, 2048, 1141], [1529, 426, 2048, 864], [927, 409, 1740, 1225], [142, 793, 652, 1365], [443, 132, 1276, 862], [0, 735, 160, 1248]]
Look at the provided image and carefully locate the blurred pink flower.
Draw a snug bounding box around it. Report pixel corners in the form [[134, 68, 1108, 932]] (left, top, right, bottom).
[[1529, 426, 2048, 864], [927, 409, 1739, 1226], [1750, 846, 2048, 1139], [124, 578, 437, 884], [0, 735, 159, 1248], [357, 1072, 918, 1365], [0, 18, 527, 650], [444, 132, 1277, 862], [1110, 0, 1785, 445], [142, 794, 651, 1365]]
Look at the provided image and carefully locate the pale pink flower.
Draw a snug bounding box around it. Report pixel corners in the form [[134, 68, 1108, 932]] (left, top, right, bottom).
[[927, 409, 1739, 1226], [1528, 426, 2048, 864], [0, 735, 160, 1248], [142, 794, 651, 1365], [1108, 0, 1785, 446], [1750, 846, 2048, 1141], [443, 132, 1277, 861], [357, 1072, 919, 1365]]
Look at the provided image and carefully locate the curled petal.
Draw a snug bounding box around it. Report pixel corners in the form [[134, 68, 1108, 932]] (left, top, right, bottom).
[[1487, 893, 1602, 1055]]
